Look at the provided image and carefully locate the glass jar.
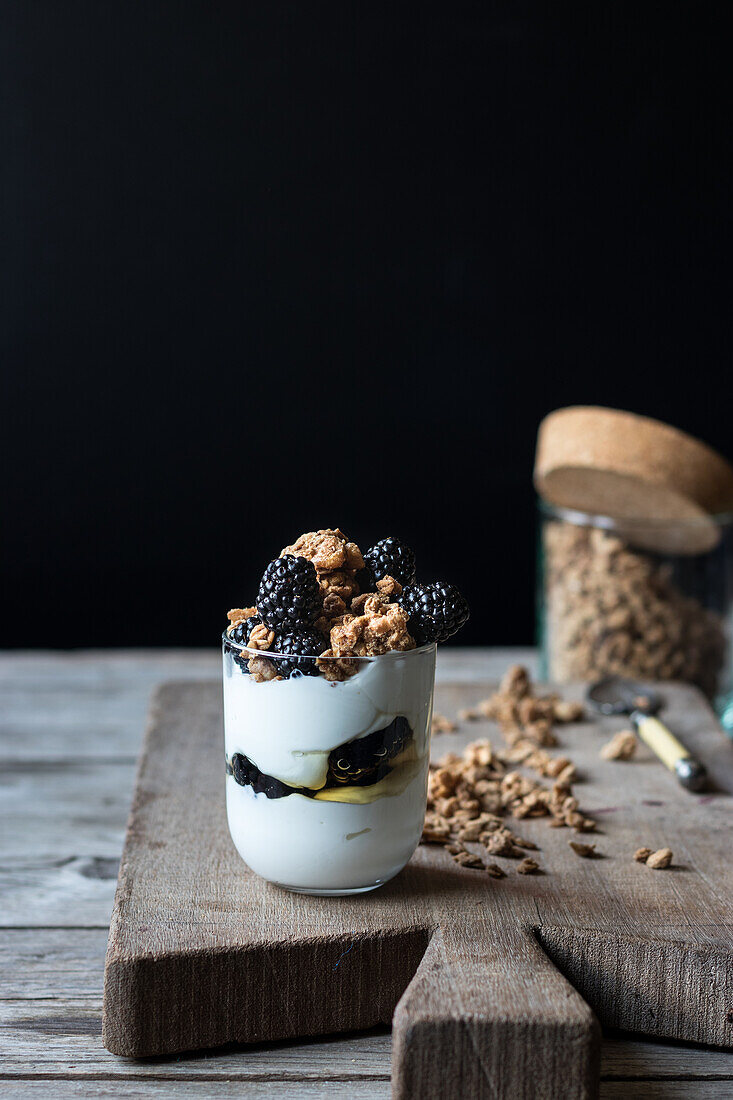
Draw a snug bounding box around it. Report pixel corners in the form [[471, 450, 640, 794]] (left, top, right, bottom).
[[222, 635, 437, 895], [537, 501, 733, 729]]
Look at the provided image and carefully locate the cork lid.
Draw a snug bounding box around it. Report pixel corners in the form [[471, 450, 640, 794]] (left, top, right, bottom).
[[534, 407, 733, 554]]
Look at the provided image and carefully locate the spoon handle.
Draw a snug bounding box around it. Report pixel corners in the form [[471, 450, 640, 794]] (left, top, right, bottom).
[[632, 713, 708, 792]]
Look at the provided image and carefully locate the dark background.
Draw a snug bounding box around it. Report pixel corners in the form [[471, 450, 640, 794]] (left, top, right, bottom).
[[2, 3, 731, 649]]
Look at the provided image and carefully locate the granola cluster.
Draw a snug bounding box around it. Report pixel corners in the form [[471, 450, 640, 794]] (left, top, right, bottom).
[[600, 730, 637, 760], [226, 528, 469, 682], [422, 667, 593, 875], [635, 846, 673, 869], [543, 521, 725, 699], [318, 592, 414, 680], [458, 664, 584, 749], [244, 624, 281, 681], [282, 529, 365, 625], [282, 528, 364, 574]]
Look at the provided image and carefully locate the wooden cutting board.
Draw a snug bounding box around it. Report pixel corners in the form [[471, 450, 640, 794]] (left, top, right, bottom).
[[103, 680, 733, 1099]]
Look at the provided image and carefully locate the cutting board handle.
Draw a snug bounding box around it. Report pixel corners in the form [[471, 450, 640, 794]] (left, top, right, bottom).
[[391, 924, 600, 1099]]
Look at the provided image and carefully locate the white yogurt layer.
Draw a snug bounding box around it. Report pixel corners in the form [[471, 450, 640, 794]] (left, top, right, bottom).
[[226, 764, 429, 892], [222, 645, 436, 893], [223, 648, 435, 790]]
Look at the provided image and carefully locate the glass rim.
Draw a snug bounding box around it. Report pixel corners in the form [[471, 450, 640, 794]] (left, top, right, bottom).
[[537, 496, 733, 531], [221, 630, 437, 662]]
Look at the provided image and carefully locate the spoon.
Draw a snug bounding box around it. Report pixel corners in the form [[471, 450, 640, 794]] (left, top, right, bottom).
[[587, 676, 708, 792]]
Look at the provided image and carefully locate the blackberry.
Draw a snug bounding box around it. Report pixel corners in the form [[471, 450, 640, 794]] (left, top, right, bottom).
[[229, 616, 262, 646], [257, 555, 321, 630], [228, 752, 292, 798], [400, 582, 470, 645], [328, 716, 411, 785], [271, 626, 325, 679], [360, 537, 417, 590], [226, 616, 262, 672]]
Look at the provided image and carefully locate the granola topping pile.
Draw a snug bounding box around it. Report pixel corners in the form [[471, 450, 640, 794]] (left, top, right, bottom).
[[226, 529, 469, 682]]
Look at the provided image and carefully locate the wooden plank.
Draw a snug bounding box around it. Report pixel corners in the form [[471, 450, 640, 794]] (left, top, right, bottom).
[[4, 995, 731, 1082], [0, 649, 536, 760], [599, 1036, 733, 1079], [0, 929, 109, 998], [0, 760, 129, 927], [0, 1083, 392, 1099], [0, 651, 219, 761], [600, 1087, 732, 1099], [0, 998, 391, 1078], [7, 1087, 733, 1100], [0, 857, 118, 929], [9, 1086, 726, 1100], [0, 761, 133, 856]]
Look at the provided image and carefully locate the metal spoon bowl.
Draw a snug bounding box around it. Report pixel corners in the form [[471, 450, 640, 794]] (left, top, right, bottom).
[[587, 676, 661, 717]]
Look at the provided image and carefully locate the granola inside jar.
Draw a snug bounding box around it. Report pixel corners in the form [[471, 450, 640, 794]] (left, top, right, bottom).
[[537, 501, 733, 724]]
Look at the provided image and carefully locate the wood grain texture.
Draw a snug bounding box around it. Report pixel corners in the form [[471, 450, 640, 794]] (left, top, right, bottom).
[[7, 1085, 730, 1100], [0, 855, 119, 929], [2, 1079, 730, 1100], [1, 760, 133, 854], [0, 929, 109, 998], [0, 1084, 392, 1099], [4, 932, 731, 1087], [102, 679, 733, 1099]]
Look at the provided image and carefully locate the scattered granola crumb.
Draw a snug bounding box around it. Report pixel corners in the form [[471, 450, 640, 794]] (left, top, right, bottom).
[[485, 830, 524, 858], [485, 862, 507, 878], [421, 821, 451, 843], [634, 847, 654, 863], [517, 857, 540, 874], [452, 850, 484, 870], [646, 847, 673, 869], [553, 700, 585, 723], [432, 713, 458, 734], [569, 840, 597, 858], [601, 730, 637, 761], [322, 591, 348, 619], [457, 707, 480, 722]]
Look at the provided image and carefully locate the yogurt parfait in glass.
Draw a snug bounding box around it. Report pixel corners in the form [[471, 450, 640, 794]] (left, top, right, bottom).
[[222, 529, 469, 896]]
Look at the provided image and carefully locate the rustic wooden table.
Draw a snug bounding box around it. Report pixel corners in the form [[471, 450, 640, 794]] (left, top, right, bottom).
[[1, 648, 731, 1098]]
